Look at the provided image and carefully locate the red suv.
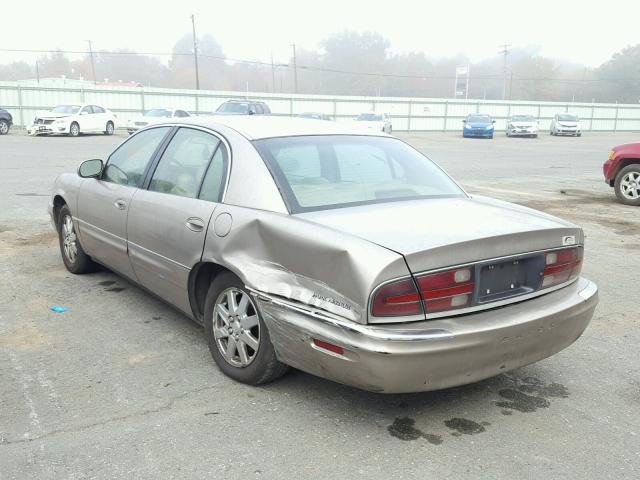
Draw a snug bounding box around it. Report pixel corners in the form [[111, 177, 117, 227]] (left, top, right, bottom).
[[603, 142, 640, 206]]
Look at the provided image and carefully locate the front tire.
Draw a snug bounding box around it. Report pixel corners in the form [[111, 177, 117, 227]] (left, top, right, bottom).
[[58, 205, 96, 273], [204, 272, 288, 385], [0, 119, 9, 135], [614, 165, 640, 206], [69, 122, 80, 137], [104, 121, 114, 135]]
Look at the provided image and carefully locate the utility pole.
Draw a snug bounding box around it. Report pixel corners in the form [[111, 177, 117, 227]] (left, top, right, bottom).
[[191, 14, 200, 90], [270, 52, 276, 93], [499, 43, 511, 100], [291, 43, 298, 94], [86, 40, 97, 85]]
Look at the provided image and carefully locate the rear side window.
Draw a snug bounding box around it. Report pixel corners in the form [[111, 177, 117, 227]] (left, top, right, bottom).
[[199, 144, 228, 202], [149, 128, 220, 198], [103, 127, 170, 187], [92, 105, 106, 114]]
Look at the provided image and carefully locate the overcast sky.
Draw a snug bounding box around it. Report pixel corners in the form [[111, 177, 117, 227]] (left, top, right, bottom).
[[2, 0, 639, 67]]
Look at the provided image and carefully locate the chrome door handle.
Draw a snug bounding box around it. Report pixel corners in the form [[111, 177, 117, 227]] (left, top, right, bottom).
[[114, 199, 127, 210], [185, 217, 205, 232]]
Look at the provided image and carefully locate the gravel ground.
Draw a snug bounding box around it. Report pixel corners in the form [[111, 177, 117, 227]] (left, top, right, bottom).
[[1, 130, 639, 479]]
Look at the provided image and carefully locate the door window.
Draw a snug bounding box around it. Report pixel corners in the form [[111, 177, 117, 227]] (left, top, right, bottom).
[[92, 105, 105, 114], [103, 126, 170, 187], [149, 128, 220, 198], [80, 105, 92, 115]]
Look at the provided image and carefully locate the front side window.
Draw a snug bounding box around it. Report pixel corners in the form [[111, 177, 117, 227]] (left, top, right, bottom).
[[103, 127, 170, 187], [149, 128, 220, 198], [255, 135, 464, 213], [80, 106, 93, 115], [92, 105, 106, 114]]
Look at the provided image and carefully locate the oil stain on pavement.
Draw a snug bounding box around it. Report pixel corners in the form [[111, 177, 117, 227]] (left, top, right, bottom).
[[495, 376, 569, 413], [388, 417, 443, 445], [444, 418, 488, 435]]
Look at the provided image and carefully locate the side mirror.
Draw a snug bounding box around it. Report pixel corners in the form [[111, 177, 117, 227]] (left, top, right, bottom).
[[492, 120, 496, 123], [80, 111, 88, 115], [248, 108, 256, 115], [462, 119, 467, 123], [78, 159, 103, 178]]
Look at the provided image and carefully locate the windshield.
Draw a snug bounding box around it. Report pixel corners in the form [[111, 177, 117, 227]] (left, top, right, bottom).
[[51, 105, 80, 114], [558, 114, 578, 121], [254, 135, 464, 213], [466, 115, 491, 123], [511, 115, 535, 122], [357, 113, 383, 121], [216, 102, 250, 113], [144, 109, 172, 117]]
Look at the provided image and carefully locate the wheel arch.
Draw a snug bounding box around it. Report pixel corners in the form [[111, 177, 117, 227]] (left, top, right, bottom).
[[52, 194, 68, 231], [612, 158, 640, 186], [188, 261, 246, 324]]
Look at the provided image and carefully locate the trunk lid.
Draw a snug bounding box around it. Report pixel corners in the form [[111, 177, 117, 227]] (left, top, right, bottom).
[[297, 196, 582, 273]]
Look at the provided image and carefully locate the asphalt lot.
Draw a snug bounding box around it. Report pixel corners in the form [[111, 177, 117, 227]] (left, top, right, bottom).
[[1, 129, 639, 479]]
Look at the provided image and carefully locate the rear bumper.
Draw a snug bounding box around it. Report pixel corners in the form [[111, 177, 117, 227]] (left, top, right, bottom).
[[255, 277, 598, 393]]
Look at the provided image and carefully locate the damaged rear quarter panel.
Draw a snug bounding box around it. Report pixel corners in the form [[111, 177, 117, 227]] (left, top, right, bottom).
[[201, 205, 410, 324]]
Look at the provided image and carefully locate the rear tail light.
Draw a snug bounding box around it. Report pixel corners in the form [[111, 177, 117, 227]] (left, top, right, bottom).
[[541, 247, 583, 288], [371, 278, 422, 317], [416, 267, 474, 313], [370, 267, 475, 317]]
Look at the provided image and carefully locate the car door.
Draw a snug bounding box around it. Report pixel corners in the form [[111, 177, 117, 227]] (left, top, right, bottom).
[[76, 126, 172, 279], [92, 105, 108, 131], [126, 127, 229, 314], [77, 105, 95, 132]]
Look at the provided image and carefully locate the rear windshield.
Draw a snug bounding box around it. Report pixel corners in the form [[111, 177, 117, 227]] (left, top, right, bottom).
[[254, 135, 464, 213], [216, 102, 249, 113], [357, 113, 383, 121], [558, 114, 578, 121]]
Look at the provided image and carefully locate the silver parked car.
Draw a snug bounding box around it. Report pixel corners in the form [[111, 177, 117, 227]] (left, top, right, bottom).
[[49, 116, 598, 393], [550, 114, 582, 136]]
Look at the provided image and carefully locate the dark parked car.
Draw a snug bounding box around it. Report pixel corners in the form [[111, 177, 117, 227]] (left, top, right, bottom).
[[603, 142, 640, 206], [215, 100, 271, 115], [0, 108, 13, 135]]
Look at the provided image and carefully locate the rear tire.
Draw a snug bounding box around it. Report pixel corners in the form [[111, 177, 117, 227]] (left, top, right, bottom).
[[104, 121, 114, 135], [614, 165, 640, 206], [0, 119, 9, 135], [204, 272, 288, 385], [57, 205, 96, 273]]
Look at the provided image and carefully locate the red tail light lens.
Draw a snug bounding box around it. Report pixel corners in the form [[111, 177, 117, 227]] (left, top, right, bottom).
[[542, 247, 583, 288], [371, 278, 422, 317], [416, 267, 475, 313]]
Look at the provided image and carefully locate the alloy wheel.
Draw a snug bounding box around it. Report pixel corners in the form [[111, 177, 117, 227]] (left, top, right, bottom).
[[0, 121, 8, 134], [61, 215, 78, 263], [620, 171, 640, 200], [213, 287, 260, 367]]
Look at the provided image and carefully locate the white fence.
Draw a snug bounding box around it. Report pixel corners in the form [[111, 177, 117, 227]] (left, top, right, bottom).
[[2, 81, 640, 132]]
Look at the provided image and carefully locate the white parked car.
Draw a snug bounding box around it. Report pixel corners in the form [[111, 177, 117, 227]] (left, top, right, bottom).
[[506, 115, 539, 138], [550, 114, 582, 137], [126, 108, 191, 134], [354, 112, 392, 134], [27, 104, 117, 137]]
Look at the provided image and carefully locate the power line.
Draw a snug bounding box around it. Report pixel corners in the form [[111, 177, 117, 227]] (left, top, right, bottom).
[[0, 47, 636, 85]]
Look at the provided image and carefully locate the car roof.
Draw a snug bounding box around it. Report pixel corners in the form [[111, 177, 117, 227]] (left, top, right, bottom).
[[174, 115, 389, 140]]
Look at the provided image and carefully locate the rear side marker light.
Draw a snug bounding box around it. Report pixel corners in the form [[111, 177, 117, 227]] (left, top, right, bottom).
[[312, 339, 344, 355]]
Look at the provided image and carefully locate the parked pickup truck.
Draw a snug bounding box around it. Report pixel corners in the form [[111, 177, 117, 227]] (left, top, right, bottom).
[[603, 142, 640, 206]]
